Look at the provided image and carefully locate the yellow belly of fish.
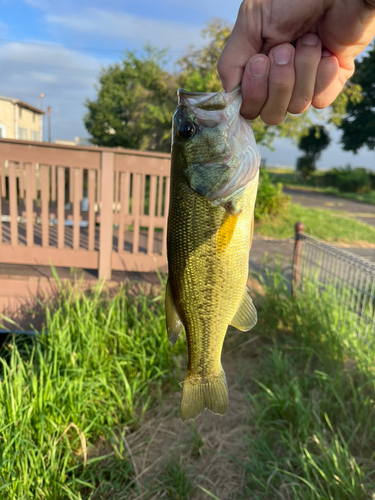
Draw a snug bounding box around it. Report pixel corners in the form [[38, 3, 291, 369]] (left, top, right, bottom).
[[167, 172, 258, 420]]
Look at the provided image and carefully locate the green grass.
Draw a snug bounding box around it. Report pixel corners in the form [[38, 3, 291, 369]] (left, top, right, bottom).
[[243, 271, 375, 499], [0, 273, 182, 499], [256, 202, 375, 243], [1, 264, 375, 499], [268, 169, 375, 205]]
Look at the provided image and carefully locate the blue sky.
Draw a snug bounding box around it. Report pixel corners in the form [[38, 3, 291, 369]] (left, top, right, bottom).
[[0, 0, 374, 169]]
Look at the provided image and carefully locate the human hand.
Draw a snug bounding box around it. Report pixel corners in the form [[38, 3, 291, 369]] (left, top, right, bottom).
[[217, 0, 375, 124]]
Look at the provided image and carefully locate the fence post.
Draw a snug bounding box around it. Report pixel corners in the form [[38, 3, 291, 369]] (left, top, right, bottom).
[[98, 152, 114, 280], [292, 221, 305, 296]]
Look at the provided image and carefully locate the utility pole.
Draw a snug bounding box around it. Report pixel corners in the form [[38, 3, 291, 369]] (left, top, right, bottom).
[[47, 106, 51, 143]]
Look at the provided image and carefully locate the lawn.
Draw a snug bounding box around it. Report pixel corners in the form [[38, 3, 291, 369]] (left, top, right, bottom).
[[0, 271, 374, 499], [268, 168, 375, 205], [256, 201, 375, 244]]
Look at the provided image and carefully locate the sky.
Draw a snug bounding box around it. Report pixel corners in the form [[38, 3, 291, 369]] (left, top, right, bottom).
[[0, 0, 374, 170]]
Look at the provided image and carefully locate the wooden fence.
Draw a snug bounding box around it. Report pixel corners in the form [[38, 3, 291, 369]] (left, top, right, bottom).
[[0, 139, 171, 279]]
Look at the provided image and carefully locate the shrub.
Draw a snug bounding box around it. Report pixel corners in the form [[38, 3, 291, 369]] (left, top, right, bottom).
[[323, 165, 372, 193], [254, 168, 290, 220], [296, 155, 316, 179]]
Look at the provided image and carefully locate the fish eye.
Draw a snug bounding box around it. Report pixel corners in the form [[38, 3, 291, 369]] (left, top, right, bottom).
[[177, 120, 196, 140]]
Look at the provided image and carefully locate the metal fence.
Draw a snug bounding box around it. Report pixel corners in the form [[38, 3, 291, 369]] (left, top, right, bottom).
[[293, 223, 375, 341]]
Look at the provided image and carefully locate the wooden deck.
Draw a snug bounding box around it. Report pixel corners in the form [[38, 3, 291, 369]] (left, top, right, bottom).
[[0, 222, 164, 254]]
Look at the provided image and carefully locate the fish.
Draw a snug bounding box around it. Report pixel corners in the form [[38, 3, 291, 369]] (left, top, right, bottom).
[[165, 86, 261, 421]]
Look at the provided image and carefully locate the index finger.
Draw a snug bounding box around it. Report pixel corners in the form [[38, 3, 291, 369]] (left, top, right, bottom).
[[217, 4, 262, 92]]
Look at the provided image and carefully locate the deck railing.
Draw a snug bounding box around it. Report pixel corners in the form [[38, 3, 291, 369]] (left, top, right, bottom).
[[0, 139, 171, 278]]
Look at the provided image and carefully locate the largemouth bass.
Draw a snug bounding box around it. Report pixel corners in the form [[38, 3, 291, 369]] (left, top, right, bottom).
[[166, 87, 260, 421]]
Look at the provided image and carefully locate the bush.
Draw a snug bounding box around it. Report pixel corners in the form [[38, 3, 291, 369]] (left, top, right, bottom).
[[323, 165, 372, 193], [254, 168, 290, 220], [296, 155, 316, 179]]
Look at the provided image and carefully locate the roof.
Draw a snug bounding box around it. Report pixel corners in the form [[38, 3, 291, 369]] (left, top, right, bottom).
[[0, 95, 45, 114]]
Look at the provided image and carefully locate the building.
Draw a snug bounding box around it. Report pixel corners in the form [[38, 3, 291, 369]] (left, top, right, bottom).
[[54, 137, 93, 147], [0, 95, 44, 141]]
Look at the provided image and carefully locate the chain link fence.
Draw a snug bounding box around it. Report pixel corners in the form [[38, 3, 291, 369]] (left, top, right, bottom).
[[293, 223, 375, 341]]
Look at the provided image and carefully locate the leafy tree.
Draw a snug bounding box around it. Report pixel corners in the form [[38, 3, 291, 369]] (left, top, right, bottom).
[[84, 46, 176, 151], [298, 125, 331, 157], [340, 42, 375, 152], [177, 18, 230, 93], [84, 19, 362, 153], [297, 125, 331, 178]]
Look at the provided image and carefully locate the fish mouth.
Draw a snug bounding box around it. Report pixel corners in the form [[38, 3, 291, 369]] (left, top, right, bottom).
[[177, 86, 242, 112], [177, 85, 241, 97]]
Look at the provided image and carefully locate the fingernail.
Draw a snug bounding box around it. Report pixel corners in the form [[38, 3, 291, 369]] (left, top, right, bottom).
[[301, 33, 319, 46], [273, 45, 292, 65], [322, 49, 332, 57], [250, 57, 268, 77]]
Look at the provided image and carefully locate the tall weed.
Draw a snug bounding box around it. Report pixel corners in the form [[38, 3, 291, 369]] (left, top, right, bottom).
[[0, 277, 176, 499], [244, 271, 375, 499]]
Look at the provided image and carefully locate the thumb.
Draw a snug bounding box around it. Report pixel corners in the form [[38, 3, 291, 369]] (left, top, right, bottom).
[[217, 7, 262, 92]]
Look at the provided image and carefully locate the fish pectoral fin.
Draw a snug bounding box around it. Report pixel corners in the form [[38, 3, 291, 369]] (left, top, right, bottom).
[[230, 287, 257, 331], [180, 368, 228, 421], [165, 279, 183, 347]]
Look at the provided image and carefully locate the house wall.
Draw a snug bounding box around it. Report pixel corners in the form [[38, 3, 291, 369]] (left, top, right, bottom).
[[0, 100, 43, 141], [0, 100, 15, 139], [17, 105, 43, 141]]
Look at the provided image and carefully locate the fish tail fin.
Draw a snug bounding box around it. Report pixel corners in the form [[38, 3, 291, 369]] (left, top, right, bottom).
[[180, 368, 228, 421]]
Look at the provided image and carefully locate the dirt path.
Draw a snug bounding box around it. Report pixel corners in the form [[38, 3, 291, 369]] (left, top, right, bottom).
[[283, 187, 375, 228], [123, 325, 262, 500]]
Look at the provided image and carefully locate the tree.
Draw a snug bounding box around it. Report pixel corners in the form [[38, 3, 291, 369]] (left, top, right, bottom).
[[340, 42, 375, 153], [84, 46, 176, 152], [84, 19, 362, 153], [296, 125, 331, 178]]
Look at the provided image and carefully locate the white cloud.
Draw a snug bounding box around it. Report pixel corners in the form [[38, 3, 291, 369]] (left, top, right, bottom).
[[0, 41, 104, 140], [45, 8, 203, 52]]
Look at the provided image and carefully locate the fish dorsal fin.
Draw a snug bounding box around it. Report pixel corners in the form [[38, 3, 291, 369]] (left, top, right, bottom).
[[165, 279, 183, 347], [230, 287, 257, 331]]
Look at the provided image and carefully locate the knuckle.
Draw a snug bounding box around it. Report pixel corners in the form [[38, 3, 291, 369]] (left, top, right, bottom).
[[260, 112, 285, 126], [241, 109, 259, 120], [288, 99, 311, 115], [274, 83, 293, 95], [270, 76, 294, 93], [312, 96, 328, 109]]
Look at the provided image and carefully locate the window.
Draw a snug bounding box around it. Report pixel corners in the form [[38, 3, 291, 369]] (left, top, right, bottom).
[[19, 107, 22, 119], [30, 130, 39, 141], [0, 125, 6, 138], [18, 127, 27, 140], [33, 112, 36, 123]]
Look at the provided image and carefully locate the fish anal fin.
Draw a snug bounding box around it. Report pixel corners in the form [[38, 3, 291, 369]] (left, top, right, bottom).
[[180, 368, 228, 421], [165, 279, 183, 347], [230, 287, 257, 331]]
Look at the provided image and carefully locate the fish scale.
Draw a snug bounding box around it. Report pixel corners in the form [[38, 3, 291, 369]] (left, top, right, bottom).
[[165, 87, 260, 421]]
